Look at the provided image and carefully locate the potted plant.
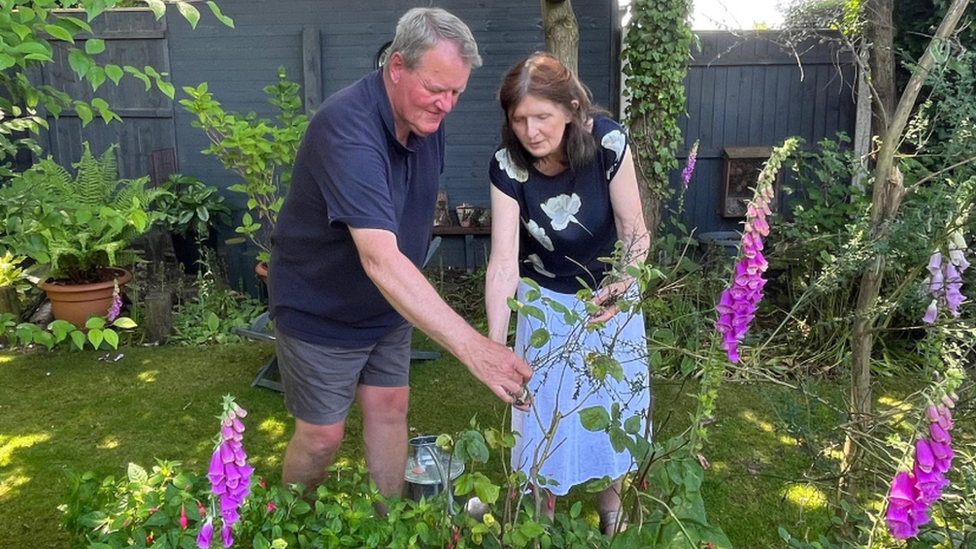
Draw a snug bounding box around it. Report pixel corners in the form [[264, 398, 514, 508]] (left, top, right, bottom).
[[156, 174, 233, 275], [0, 143, 165, 326], [180, 67, 309, 277]]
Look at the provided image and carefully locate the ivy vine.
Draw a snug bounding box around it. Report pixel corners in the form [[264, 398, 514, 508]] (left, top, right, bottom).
[[622, 0, 694, 206]]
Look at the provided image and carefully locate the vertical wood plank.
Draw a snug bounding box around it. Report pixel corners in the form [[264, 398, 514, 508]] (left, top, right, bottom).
[[303, 26, 323, 114]]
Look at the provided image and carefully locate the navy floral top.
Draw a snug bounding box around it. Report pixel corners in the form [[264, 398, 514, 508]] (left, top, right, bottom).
[[489, 116, 629, 294]]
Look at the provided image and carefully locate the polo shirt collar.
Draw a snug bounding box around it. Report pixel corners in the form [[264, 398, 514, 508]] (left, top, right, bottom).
[[368, 70, 429, 154]]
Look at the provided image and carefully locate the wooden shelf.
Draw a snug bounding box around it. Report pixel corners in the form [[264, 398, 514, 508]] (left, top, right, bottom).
[[432, 226, 491, 236]]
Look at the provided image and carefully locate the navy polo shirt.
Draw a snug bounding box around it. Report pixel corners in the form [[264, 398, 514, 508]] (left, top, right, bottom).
[[269, 70, 444, 346]]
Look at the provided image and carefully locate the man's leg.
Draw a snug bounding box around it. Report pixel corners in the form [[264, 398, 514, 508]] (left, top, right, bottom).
[[357, 324, 414, 498], [282, 418, 346, 489], [358, 385, 410, 497]]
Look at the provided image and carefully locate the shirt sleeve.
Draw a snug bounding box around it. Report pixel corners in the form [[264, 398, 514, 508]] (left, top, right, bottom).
[[489, 147, 520, 200], [597, 117, 629, 184], [304, 111, 398, 233]]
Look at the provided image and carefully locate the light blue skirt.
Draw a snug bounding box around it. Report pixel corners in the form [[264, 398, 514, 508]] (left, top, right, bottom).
[[511, 281, 651, 496]]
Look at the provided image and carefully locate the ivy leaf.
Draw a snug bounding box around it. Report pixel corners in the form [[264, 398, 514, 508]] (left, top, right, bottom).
[[206, 1, 235, 28], [84, 39, 105, 55]]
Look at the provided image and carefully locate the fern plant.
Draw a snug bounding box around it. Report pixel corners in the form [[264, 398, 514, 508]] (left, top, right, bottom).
[[0, 143, 166, 284]]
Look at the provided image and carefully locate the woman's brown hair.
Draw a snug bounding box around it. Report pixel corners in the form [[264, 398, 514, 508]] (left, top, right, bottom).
[[498, 52, 610, 172]]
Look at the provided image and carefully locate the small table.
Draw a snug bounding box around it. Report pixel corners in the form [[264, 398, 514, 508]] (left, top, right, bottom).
[[432, 226, 491, 272]]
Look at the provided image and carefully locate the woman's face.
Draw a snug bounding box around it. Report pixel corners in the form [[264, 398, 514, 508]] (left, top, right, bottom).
[[509, 94, 573, 163]]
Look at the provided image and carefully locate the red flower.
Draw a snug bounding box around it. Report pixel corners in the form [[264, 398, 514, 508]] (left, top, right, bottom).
[[179, 504, 188, 529], [267, 502, 278, 513]]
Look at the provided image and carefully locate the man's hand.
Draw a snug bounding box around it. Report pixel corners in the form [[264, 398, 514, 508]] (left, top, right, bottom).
[[461, 338, 533, 411]]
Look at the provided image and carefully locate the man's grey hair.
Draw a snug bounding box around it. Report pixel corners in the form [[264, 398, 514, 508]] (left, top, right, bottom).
[[389, 8, 482, 70]]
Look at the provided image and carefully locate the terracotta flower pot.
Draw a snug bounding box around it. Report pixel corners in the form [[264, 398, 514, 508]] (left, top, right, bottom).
[[39, 267, 132, 328]]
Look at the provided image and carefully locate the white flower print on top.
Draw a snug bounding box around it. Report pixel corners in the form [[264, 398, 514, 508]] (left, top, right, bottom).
[[523, 219, 554, 252], [541, 193, 592, 235], [601, 129, 627, 180], [526, 254, 555, 278], [495, 148, 528, 183]]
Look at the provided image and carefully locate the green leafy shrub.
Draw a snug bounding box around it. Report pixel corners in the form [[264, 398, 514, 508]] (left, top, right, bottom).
[[0, 143, 166, 284], [155, 174, 232, 239], [0, 313, 137, 351], [180, 68, 309, 264]]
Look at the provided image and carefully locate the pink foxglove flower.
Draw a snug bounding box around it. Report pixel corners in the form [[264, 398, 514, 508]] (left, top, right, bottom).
[[681, 140, 699, 188], [196, 517, 213, 549], [922, 229, 969, 323], [886, 391, 958, 540], [201, 396, 253, 548], [107, 280, 122, 322]]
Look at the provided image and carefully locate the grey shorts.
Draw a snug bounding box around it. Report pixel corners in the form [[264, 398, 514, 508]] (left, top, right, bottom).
[[274, 324, 413, 426]]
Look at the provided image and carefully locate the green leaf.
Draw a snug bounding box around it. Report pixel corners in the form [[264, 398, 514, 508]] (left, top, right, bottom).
[[44, 24, 75, 43], [579, 406, 610, 431], [68, 49, 92, 78], [127, 462, 149, 484], [74, 102, 93, 126], [84, 39, 106, 55], [112, 317, 138, 329], [0, 54, 16, 71], [528, 328, 549, 348], [48, 320, 74, 341], [70, 330, 87, 350], [88, 328, 104, 349], [624, 415, 643, 434], [176, 2, 201, 29], [86, 66, 106, 91], [105, 64, 123, 85], [145, 0, 166, 19], [10, 22, 32, 40], [124, 66, 152, 90], [520, 521, 545, 538], [34, 330, 55, 350], [86, 317, 107, 330], [157, 79, 175, 99], [206, 1, 235, 27], [103, 329, 119, 349], [521, 305, 545, 323], [206, 312, 219, 332]]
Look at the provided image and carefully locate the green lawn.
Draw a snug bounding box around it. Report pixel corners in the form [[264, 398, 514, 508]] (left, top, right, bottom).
[[0, 337, 958, 548]]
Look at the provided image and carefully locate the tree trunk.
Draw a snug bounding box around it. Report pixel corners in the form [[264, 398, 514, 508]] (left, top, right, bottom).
[[0, 286, 21, 318], [144, 291, 174, 344], [540, 0, 579, 74], [865, 0, 896, 136], [839, 0, 970, 504]]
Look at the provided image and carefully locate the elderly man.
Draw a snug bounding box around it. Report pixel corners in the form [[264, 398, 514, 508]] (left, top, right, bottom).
[[268, 7, 532, 497]]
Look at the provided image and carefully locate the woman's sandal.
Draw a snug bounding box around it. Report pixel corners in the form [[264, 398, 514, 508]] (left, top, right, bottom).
[[599, 509, 628, 536]]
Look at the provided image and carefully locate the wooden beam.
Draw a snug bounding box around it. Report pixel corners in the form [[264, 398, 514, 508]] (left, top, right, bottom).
[[302, 26, 323, 115]]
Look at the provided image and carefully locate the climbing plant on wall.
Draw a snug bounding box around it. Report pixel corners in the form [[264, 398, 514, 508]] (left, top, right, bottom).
[[621, 0, 694, 237]]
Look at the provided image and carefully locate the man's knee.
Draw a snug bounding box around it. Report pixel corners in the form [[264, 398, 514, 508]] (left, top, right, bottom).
[[359, 386, 409, 423], [294, 421, 345, 457]]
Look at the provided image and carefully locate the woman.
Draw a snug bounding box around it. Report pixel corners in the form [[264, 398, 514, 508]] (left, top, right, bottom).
[[485, 52, 650, 533]]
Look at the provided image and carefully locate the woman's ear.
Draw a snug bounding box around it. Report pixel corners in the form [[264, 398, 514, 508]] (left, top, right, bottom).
[[571, 99, 580, 111]]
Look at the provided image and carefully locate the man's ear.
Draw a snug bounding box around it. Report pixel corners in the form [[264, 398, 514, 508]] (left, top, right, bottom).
[[387, 51, 406, 84]]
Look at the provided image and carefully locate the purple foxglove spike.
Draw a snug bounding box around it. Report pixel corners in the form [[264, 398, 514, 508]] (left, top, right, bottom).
[[926, 406, 940, 423], [916, 439, 935, 473], [944, 262, 961, 283], [929, 422, 950, 444], [753, 217, 769, 236], [225, 476, 239, 490], [944, 283, 964, 315], [221, 425, 235, 440], [221, 525, 234, 548], [220, 507, 240, 525], [220, 442, 235, 464], [923, 300, 939, 324], [232, 417, 245, 434], [888, 471, 916, 508], [934, 445, 954, 474], [233, 404, 247, 418], [196, 517, 214, 549], [211, 480, 227, 495], [928, 438, 950, 461], [747, 204, 759, 218], [727, 347, 740, 363], [929, 269, 945, 294], [942, 394, 955, 409], [208, 450, 224, 481], [948, 249, 968, 268], [927, 252, 943, 276], [716, 291, 735, 314], [761, 201, 772, 216], [887, 519, 919, 541]]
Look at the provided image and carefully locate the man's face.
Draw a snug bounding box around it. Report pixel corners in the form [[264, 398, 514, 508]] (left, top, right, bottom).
[[387, 41, 471, 142]]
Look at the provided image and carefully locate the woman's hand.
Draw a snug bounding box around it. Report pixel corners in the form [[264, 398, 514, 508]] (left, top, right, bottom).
[[588, 279, 633, 324]]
